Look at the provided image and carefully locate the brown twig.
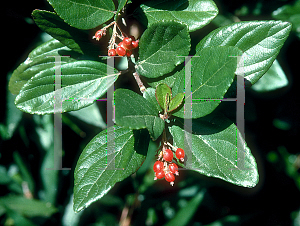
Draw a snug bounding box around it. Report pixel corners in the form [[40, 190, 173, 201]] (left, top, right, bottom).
[[133, 72, 146, 94]]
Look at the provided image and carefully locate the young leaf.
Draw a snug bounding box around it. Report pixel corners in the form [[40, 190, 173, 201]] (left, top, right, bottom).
[[172, 46, 242, 119], [32, 10, 95, 55], [15, 61, 119, 114], [196, 20, 292, 85], [155, 83, 172, 111], [136, 21, 191, 78], [73, 126, 149, 213], [47, 0, 115, 30], [115, 89, 164, 140], [168, 93, 184, 112], [169, 113, 259, 188], [9, 39, 78, 95], [138, 0, 218, 32]]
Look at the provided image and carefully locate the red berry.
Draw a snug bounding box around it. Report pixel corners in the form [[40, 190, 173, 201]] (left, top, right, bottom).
[[108, 49, 116, 56], [163, 149, 173, 162], [116, 47, 126, 56], [169, 163, 179, 175], [123, 37, 132, 46], [128, 35, 136, 41], [165, 172, 175, 184], [176, 148, 185, 161], [118, 41, 125, 47], [126, 50, 133, 57], [155, 170, 165, 180], [131, 40, 139, 49], [121, 38, 133, 50], [93, 29, 105, 41], [153, 161, 164, 172]]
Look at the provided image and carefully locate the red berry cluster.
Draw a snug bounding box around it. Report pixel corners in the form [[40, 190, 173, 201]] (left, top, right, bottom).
[[153, 144, 185, 186], [92, 22, 139, 57], [110, 37, 139, 57]]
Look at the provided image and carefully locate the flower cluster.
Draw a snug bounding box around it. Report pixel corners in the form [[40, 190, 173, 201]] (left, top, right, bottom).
[[153, 143, 185, 186], [92, 21, 139, 57]]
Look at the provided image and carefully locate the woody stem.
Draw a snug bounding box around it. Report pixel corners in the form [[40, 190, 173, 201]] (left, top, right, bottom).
[[132, 72, 146, 94]]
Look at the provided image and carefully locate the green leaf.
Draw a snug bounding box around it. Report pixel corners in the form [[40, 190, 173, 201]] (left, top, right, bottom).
[[0, 73, 22, 140], [138, 0, 218, 32], [172, 46, 242, 119], [0, 195, 57, 217], [9, 39, 78, 95], [196, 20, 292, 85], [251, 59, 288, 92], [155, 83, 172, 111], [15, 60, 119, 114], [116, 0, 127, 16], [272, 1, 300, 34], [68, 103, 106, 128], [33, 115, 59, 204], [136, 21, 191, 78], [273, 2, 300, 39], [115, 89, 164, 140], [0, 166, 11, 185], [47, 0, 115, 29], [32, 10, 95, 54], [5, 208, 37, 226], [73, 126, 149, 212], [168, 93, 184, 112], [143, 88, 162, 112], [169, 113, 259, 188]]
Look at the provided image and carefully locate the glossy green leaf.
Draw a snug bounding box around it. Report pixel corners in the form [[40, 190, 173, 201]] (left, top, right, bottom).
[[251, 59, 288, 92], [168, 93, 184, 112], [32, 10, 95, 54], [136, 21, 191, 78], [172, 46, 242, 119], [0, 195, 57, 217], [68, 103, 106, 128], [155, 83, 172, 111], [169, 114, 259, 188], [116, 0, 127, 15], [115, 89, 164, 140], [139, 0, 218, 32], [143, 88, 162, 112], [196, 20, 292, 85], [47, 0, 115, 29], [73, 126, 149, 212], [9, 39, 78, 95], [15, 60, 119, 114]]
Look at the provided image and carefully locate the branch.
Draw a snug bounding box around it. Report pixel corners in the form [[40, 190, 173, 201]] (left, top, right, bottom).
[[133, 71, 146, 94]]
